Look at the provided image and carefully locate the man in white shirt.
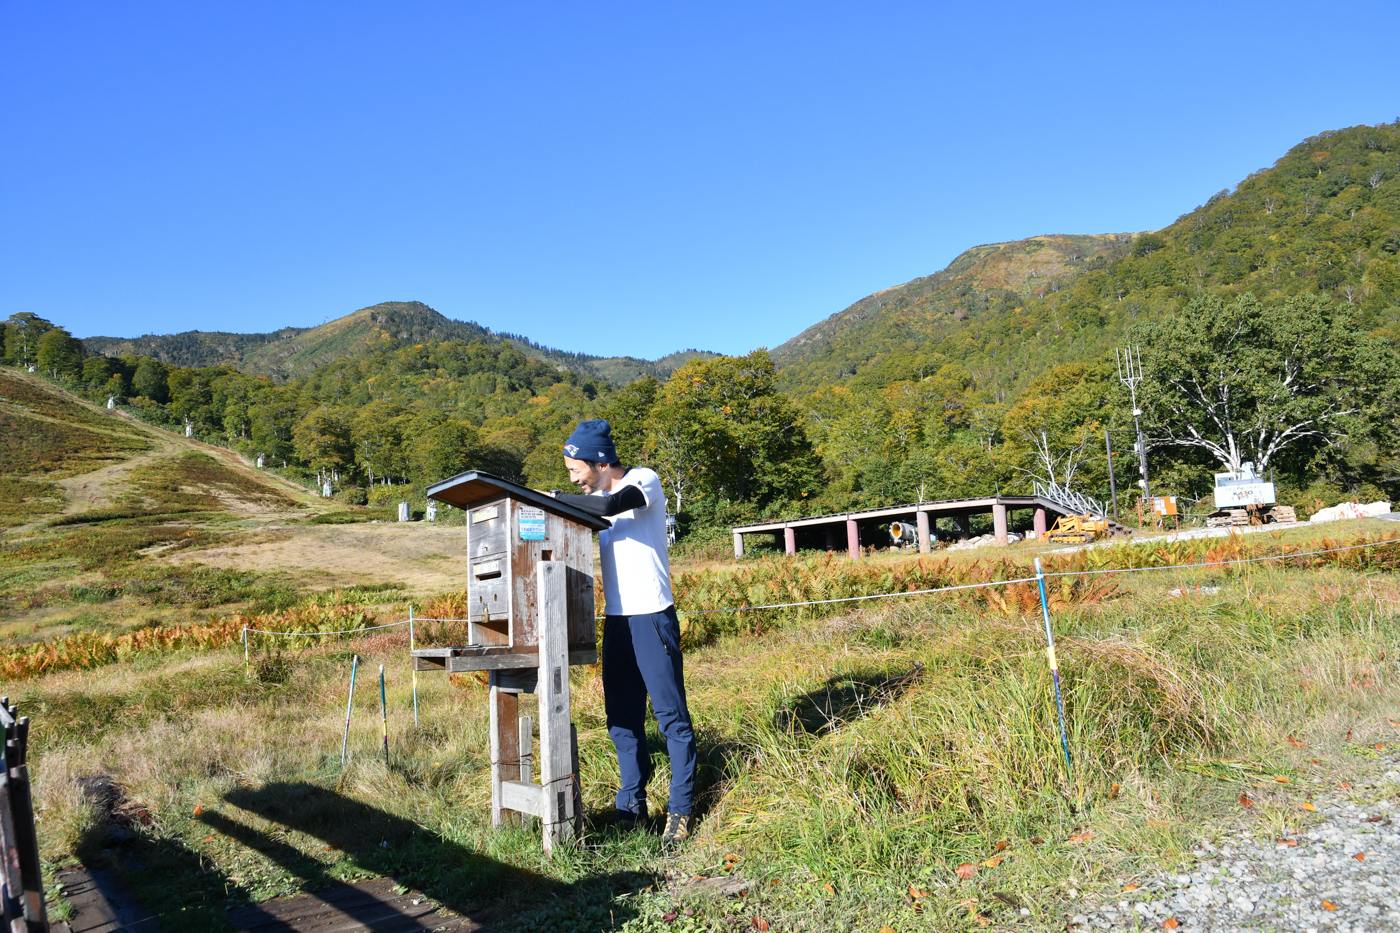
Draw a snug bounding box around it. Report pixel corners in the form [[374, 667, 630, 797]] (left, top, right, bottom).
[[554, 419, 697, 845]]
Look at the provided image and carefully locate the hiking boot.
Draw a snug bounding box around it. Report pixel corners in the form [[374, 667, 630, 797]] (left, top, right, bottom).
[[661, 812, 694, 846], [615, 806, 647, 831]]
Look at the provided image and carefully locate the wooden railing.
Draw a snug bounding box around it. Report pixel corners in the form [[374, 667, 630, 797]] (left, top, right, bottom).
[[0, 698, 46, 932]]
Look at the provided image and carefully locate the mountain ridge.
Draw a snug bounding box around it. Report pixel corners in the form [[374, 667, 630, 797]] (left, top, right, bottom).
[[85, 301, 720, 387]]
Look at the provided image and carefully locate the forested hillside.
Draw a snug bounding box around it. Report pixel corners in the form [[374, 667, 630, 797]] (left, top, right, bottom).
[[777, 122, 1400, 396], [8, 121, 1400, 537], [86, 300, 719, 388]]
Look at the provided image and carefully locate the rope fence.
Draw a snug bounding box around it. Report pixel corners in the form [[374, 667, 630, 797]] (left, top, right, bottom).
[[248, 533, 1400, 781]]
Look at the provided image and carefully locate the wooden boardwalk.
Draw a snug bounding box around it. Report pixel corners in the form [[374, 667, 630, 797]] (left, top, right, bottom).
[[54, 868, 480, 933]]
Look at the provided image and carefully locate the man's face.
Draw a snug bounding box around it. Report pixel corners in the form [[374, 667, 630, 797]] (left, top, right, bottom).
[[565, 456, 605, 493]]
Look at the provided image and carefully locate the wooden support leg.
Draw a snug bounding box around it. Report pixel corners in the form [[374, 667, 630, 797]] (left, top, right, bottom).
[[538, 561, 576, 854], [571, 723, 583, 839], [489, 685, 521, 828], [916, 511, 931, 553], [519, 715, 533, 785]]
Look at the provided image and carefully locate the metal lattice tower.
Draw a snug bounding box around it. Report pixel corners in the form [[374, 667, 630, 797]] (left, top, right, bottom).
[[1115, 347, 1151, 504]]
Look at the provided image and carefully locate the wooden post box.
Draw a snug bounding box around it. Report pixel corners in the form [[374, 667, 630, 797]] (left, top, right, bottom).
[[410, 471, 608, 852]]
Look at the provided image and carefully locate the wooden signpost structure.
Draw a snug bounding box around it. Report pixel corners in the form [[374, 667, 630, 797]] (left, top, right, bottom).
[[411, 471, 608, 853]]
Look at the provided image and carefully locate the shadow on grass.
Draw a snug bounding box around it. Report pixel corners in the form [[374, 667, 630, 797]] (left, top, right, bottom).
[[222, 782, 650, 929], [79, 780, 653, 931], [773, 662, 924, 736]]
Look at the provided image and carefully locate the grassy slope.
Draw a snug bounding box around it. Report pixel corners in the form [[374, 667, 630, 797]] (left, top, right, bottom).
[[14, 520, 1400, 930]]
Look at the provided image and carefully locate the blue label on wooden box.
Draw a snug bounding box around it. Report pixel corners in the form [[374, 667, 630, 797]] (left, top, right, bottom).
[[518, 506, 547, 540]]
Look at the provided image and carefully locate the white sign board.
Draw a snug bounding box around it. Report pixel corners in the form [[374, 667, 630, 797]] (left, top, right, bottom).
[[519, 506, 547, 541]]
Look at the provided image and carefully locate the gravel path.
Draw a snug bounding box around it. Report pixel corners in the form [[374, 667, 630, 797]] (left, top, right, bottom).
[[1070, 757, 1400, 933]]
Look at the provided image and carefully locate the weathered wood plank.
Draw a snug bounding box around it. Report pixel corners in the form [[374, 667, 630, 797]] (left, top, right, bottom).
[[499, 780, 543, 817], [537, 561, 575, 854], [488, 687, 519, 828]]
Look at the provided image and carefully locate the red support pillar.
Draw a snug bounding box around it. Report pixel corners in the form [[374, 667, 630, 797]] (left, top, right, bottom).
[[846, 518, 860, 558], [784, 526, 796, 556], [993, 503, 1009, 545], [916, 511, 931, 553]]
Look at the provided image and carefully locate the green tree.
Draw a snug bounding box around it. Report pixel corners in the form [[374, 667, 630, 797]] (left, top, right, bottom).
[[3, 313, 54, 367], [1135, 293, 1397, 473], [351, 400, 409, 485], [294, 406, 355, 481], [248, 385, 302, 466], [649, 350, 820, 514], [1001, 361, 1115, 494], [131, 358, 170, 403], [411, 419, 481, 485], [35, 327, 84, 379], [82, 355, 118, 391]]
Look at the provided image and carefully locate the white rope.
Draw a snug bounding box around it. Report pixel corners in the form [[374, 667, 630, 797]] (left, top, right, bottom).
[[669, 535, 1400, 617], [244, 536, 1400, 634], [246, 619, 410, 637], [1041, 537, 1400, 579]]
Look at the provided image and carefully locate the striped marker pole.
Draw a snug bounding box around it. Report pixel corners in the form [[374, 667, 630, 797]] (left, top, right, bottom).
[[409, 607, 419, 729], [379, 664, 389, 766], [341, 655, 359, 765], [1034, 558, 1073, 776]]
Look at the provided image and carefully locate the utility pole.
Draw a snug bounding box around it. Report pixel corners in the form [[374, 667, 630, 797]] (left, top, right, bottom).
[[1115, 347, 1151, 507], [1104, 425, 1118, 517]]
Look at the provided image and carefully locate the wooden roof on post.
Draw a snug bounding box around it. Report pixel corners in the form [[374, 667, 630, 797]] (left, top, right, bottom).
[[425, 470, 611, 532]]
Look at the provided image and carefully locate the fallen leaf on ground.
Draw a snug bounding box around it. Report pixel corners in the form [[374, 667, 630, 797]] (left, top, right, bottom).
[[193, 804, 205, 816], [1123, 884, 1139, 892], [879, 927, 895, 933], [1286, 735, 1306, 748], [1108, 783, 1120, 799], [974, 913, 992, 927], [1339, 781, 1352, 789], [994, 840, 1009, 852], [909, 885, 930, 898], [1067, 832, 1094, 842], [662, 912, 678, 923], [752, 919, 768, 931], [1355, 853, 1366, 861], [1309, 758, 1322, 763], [823, 883, 834, 895], [958, 898, 979, 908], [724, 854, 740, 863], [1030, 836, 1045, 844], [1274, 775, 1291, 784], [956, 863, 977, 880], [1162, 919, 1179, 930], [1300, 802, 1317, 812], [1376, 743, 1386, 751], [982, 856, 1003, 868], [1276, 839, 1298, 846], [769, 879, 780, 886], [1239, 794, 1254, 808], [1365, 815, 1383, 822], [203, 835, 214, 843], [1323, 901, 1339, 911]]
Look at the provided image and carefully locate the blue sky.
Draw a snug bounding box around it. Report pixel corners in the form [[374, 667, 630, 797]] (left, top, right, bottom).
[[3, 2, 1398, 359]]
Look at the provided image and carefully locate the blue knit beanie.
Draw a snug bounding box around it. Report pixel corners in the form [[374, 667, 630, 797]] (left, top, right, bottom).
[[563, 419, 618, 464]]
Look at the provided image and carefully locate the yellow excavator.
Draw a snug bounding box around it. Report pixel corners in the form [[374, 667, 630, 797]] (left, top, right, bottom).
[[1045, 513, 1111, 544]]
